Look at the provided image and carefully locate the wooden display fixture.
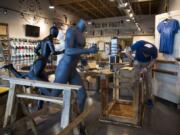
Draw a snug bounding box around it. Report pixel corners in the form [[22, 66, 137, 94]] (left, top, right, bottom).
[[99, 67, 145, 127], [0, 23, 11, 64], [156, 59, 177, 64], [152, 69, 178, 76]]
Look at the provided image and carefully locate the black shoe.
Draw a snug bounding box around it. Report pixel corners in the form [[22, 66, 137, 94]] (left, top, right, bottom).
[[146, 99, 154, 109], [79, 124, 87, 135], [0, 64, 13, 70]]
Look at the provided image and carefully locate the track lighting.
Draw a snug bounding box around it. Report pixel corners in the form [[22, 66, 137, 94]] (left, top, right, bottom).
[[126, 19, 130, 22], [129, 13, 134, 18], [49, 6, 55, 9], [3, 8, 7, 15]]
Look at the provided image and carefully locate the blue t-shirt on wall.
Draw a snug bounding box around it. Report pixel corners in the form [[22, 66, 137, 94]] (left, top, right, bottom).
[[157, 19, 179, 54], [130, 40, 158, 63]]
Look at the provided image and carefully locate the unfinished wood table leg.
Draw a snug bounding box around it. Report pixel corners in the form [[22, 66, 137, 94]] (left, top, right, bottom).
[[100, 75, 109, 116], [114, 73, 120, 100], [60, 90, 71, 129], [19, 99, 38, 135], [3, 83, 16, 128]]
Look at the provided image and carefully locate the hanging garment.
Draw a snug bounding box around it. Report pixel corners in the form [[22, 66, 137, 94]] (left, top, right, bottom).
[[157, 19, 179, 54]]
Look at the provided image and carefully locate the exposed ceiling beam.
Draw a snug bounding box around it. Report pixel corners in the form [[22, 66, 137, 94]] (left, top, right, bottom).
[[86, 1, 107, 17], [131, 0, 155, 2], [99, 0, 116, 17], [51, 0, 87, 6], [149, 1, 151, 14], [77, 3, 99, 18], [137, 3, 142, 14], [62, 5, 91, 20]]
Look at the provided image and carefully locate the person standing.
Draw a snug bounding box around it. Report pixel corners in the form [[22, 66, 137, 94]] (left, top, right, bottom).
[[126, 40, 158, 107]]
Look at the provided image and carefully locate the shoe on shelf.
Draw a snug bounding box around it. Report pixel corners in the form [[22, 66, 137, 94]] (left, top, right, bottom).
[[146, 99, 154, 109], [0, 64, 13, 70]]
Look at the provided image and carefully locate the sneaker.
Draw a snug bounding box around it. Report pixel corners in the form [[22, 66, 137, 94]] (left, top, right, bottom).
[[0, 64, 13, 70], [146, 99, 154, 108]]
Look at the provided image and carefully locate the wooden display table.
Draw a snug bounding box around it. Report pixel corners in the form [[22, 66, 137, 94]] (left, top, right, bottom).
[[99, 67, 145, 127]]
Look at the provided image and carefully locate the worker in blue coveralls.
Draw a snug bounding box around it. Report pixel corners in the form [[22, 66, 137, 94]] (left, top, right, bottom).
[[51, 19, 99, 113], [1, 25, 64, 109], [126, 40, 158, 107]]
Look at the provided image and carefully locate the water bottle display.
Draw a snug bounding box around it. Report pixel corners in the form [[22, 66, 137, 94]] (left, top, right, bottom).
[[10, 38, 39, 68]]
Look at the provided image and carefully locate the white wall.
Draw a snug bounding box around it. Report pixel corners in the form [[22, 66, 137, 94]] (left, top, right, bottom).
[[153, 11, 180, 104], [169, 0, 180, 11], [0, 0, 79, 39], [155, 10, 180, 58], [0, 0, 53, 39]]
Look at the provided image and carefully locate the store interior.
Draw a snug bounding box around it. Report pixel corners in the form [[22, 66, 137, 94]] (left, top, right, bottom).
[[0, 0, 180, 135]]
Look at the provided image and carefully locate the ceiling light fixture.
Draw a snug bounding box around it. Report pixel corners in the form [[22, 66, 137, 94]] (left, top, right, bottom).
[[124, 2, 128, 7], [49, 6, 55, 9], [3, 8, 7, 15], [126, 19, 130, 22], [137, 27, 141, 32], [129, 13, 134, 18], [126, 9, 131, 13], [118, 2, 129, 8], [117, 0, 143, 32], [88, 21, 92, 25], [109, 0, 115, 2]]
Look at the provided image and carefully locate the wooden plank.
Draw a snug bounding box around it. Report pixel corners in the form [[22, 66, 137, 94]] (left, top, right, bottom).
[[99, 0, 116, 17], [60, 90, 72, 129], [61, 5, 91, 20], [105, 101, 116, 115], [77, 2, 99, 18], [58, 106, 94, 135], [132, 0, 154, 2], [86, 1, 107, 17], [152, 69, 178, 76], [16, 94, 63, 105], [137, 3, 142, 14], [100, 76, 109, 115], [0, 76, 81, 90], [149, 1, 151, 14], [52, 0, 87, 6], [156, 59, 177, 64], [3, 83, 16, 127]]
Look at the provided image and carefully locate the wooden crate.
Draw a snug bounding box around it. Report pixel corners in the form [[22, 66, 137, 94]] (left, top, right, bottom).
[[100, 100, 142, 126], [100, 67, 145, 127]]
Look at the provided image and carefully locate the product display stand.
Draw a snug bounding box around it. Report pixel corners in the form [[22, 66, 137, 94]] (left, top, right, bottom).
[[99, 67, 145, 127], [0, 23, 11, 64]]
